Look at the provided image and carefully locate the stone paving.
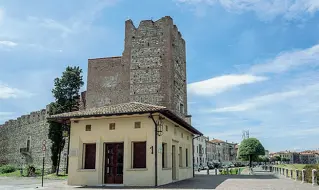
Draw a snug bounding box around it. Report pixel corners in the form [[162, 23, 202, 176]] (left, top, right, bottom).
[[0, 168, 318, 190]]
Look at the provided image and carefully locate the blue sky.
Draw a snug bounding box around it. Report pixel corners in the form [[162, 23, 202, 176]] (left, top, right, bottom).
[[1, 0, 319, 152]]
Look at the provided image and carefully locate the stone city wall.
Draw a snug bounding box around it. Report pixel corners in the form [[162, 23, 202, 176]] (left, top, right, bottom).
[[0, 91, 86, 172], [0, 106, 68, 172]]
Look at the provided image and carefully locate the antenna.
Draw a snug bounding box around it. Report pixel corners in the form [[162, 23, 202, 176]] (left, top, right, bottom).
[[242, 130, 250, 140]]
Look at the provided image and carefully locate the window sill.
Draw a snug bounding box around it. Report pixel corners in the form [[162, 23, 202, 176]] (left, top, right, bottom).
[[179, 167, 191, 169], [126, 168, 148, 171], [77, 169, 96, 172], [162, 168, 172, 170]]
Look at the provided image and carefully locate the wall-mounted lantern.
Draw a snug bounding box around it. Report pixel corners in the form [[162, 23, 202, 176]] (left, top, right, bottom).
[[156, 116, 165, 136]]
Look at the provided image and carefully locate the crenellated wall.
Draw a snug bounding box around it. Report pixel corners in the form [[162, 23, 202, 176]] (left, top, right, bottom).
[[0, 106, 69, 172]]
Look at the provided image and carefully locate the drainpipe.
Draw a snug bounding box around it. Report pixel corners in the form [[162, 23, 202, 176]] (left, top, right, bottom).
[[149, 114, 158, 187], [192, 135, 202, 177]]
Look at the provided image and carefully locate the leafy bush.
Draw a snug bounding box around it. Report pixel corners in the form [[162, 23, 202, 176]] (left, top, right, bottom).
[[0, 165, 16, 174], [304, 164, 319, 185], [26, 165, 36, 177]]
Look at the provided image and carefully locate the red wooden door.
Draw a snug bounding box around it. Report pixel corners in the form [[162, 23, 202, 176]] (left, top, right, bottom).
[[104, 143, 124, 184]]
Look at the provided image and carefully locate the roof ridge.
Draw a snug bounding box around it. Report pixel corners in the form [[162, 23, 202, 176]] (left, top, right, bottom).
[[130, 101, 167, 109]]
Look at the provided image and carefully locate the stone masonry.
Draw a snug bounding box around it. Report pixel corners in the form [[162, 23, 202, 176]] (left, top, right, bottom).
[[0, 16, 189, 172], [0, 105, 68, 172], [86, 16, 188, 118], [0, 92, 86, 172]]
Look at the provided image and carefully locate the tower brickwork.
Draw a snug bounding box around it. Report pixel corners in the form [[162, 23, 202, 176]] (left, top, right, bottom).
[[86, 16, 188, 118]]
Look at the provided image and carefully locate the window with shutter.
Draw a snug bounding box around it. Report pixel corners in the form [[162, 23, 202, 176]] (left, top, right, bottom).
[[179, 147, 182, 167], [132, 142, 146, 168], [162, 143, 167, 168], [186, 148, 188, 167], [83, 143, 96, 169]]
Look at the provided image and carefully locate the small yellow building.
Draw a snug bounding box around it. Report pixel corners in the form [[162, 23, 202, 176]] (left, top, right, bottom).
[[49, 102, 202, 187]]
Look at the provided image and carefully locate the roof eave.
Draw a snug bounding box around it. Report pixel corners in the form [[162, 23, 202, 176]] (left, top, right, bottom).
[[159, 109, 203, 135], [47, 109, 203, 135], [47, 110, 159, 123]]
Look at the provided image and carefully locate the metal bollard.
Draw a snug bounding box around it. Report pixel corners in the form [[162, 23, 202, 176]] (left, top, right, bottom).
[[238, 168, 241, 175], [286, 169, 288, 177], [207, 168, 209, 175], [301, 169, 305, 184], [280, 168, 282, 174], [215, 168, 217, 175], [290, 170, 293, 179], [226, 167, 229, 175], [295, 169, 299, 181], [312, 169, 317, 186]]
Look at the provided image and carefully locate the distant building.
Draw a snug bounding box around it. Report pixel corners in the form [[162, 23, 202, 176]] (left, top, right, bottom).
[[206, 140, 215, 164], [299, 151, 317, 164], [271, 150, 318, 164], [208, 139, 237, 164], [193, 136, 209, 168]]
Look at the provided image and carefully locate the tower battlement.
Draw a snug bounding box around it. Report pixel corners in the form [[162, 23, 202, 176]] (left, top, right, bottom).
[[87, 16, 188, 118]]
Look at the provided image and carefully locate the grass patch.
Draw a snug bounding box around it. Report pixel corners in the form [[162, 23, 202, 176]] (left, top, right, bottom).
[[0, 169, 67, 180], [275, 164, 319, 182], [276, 164, 306, 170], [0, 170, 22, 177], [41, 173, 68, 180]]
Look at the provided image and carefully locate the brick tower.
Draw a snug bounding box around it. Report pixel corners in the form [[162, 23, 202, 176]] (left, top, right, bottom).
[[86, 16, 188, 118]]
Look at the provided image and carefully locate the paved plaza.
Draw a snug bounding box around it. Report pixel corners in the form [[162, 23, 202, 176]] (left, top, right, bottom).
[[0, 168, 317, 190]]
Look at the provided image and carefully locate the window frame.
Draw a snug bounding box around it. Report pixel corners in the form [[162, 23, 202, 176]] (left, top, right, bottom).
[[186, 148, 188, 167], [109, 123, 115, 130], [82, 143, 96, 169], [85, 125, 91, 131], [162, 143, 168, 168], [179, 147, 183, 167], [179, 103, 184, 114], [134, 121, 141, 129], [132, 141, 147, 169]]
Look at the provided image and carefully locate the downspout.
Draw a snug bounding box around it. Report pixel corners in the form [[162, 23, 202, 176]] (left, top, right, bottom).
[[149, 113, 158, 187]]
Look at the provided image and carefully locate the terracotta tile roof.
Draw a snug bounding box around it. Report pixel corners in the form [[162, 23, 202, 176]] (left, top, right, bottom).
[[47, 102, 202, 135], [48, 102, 166, 119], [210, 139, 225, 143]]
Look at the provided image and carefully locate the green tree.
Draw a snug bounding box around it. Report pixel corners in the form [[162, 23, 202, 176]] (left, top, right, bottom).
[[238, 138, 265, 168], [275, 156, 281, 162], [48, 66, 84, 175]]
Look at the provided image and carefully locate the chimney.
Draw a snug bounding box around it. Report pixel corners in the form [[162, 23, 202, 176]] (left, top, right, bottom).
[[184, 115, 192, 125]]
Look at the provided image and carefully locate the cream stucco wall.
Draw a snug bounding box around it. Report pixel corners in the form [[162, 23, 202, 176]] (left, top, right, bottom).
[[157, 118, 193, 186], [67, 113, 194, 187]]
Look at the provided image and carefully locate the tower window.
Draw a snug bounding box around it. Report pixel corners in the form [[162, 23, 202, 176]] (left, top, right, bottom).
[[179, 103, 184, 114]]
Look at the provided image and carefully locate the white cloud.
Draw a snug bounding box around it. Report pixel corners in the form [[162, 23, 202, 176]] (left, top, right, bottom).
[[210, 83, 319, 112], [0, 82, 33, 99], [0, 40, 17, 47], [0, 112, 14, 116], [0, 0, 118, 52], [188, 74, 267, 96], [176, 0, 319, 20], [250, 44, 319, 74]]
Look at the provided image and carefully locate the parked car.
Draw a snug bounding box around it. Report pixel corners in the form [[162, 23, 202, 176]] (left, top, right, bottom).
[[197, 165, 209, 171]]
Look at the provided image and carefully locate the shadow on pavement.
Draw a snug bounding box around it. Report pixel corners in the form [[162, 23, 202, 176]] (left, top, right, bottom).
[[76, 174, 278, 189]]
